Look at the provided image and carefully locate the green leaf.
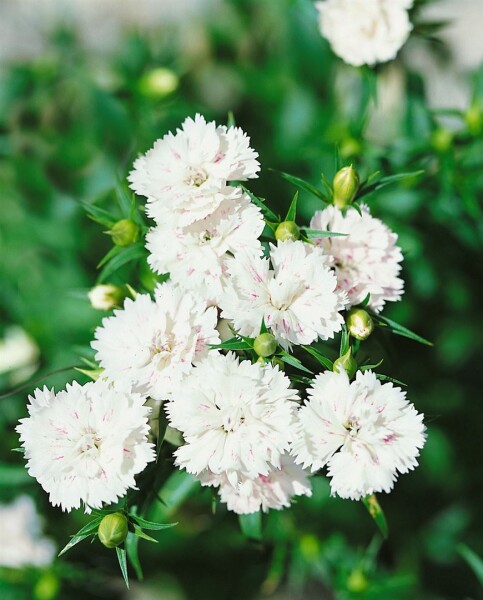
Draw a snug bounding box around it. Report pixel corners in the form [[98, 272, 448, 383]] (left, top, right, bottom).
[[289, 375, 313, 386], [125, 532, 143, 581], [373, 314, 433, 346], [320, 172, 333, 198], [0, 462, 33, 487], [376, 374, 407, 387], [357, 170, 424, 201], [74, 367, 103, 381], [58, 517, 102, 556], [239, 511, 262, 541], [130, 516, 178, 531], [458, 544, 483, 586], [97, 244, 146, 284], [302, 228, 347, 239], [260, 318, 268, 335], [241, 186, 279, 222], [116, 546, 130, 589], [285, 191, 298, 222], [97, 245, 122, 269], [82, 202, 117, 228], [275, 170, 329, 203], [362, 494, 388, 539], [302, 346, 333, 370], [153, 471, 199, 518], [132, 524, 158, 543], [278, 350, 314, 374], [358, 293, 371, 308], [360, 359, 384, 372], [227, 111, 236, 128], [209, 337, 253, 351], [340, 325, 350, 356]]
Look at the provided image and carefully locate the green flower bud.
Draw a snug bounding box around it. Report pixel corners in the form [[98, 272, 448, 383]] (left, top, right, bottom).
[[98, 512, 129, 549], [275, 221, 300, 242], [253, 332, 277, 357], [347, 569, 369, 593], [346, 308, 374, 341], [109, 219, 139, 247], [333, 165, 359, 208], [138, 68, 179, 99], [333, 348, 357, 379], [431, 128, 453, 153]]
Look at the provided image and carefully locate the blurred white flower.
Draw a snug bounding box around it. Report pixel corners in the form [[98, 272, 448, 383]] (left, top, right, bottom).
[[146, 189, 264, 305], [292, 370, 425, 500], [199, 454, 312, 515], [310, 204, 404, 312], [0, 326, 39, 385], [0, 495, 56, 568], [92, 282, 219, 400], [129, 113, 260, 225], [16, 380, 155, 512], [316, 0, 413, 67], [166, 352, 298, 486], [220, 240, 347, 350]]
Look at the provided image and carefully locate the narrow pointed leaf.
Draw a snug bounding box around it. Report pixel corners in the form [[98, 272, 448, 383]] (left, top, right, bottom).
[[340, 325, 350, 356], [275, 170, 329, 203], [302, 228, 347, 239], [278, 351, 313, 374], [285, 191, 298, 222], [97, 244, 146, 283], [82, 202, 117, 228], [156, 403, 169, 462], [97, 245, 123, 269], [374, 314, 433, 346], [458, 544, 483, 586], [239, 511, 262, 541], [376, 374, 407, 386], [125, 532, 143, 581], [58, 515, 103, 556], [360, 359, 384, 372], [357, 170, 424, 200], [209, 338, 253, 351], [241, 186, 279, 222], [58, 533, 93, 557], [302, 346, 333, 370], [116, 547, 129, 589], [130, 516, 178, 531], [362, 494, 388, 539], [132, 524, 158, 543], [358, 293, 371, 308]]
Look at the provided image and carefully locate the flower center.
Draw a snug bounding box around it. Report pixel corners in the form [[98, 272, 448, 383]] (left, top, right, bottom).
[[344, 418, 360, 438], [76, 430, 102, 456], [186, 167, 208, 188]]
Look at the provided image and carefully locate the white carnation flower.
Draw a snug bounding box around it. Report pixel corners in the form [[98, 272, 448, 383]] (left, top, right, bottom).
[[310, 204, 404, 312], [146, 189, 264, 305], [166, 352, 298, 486], [316, 0, 414, 67], [219, 240, 347, 350], [16, 380, 155, 512], [292, 370, 425, 500], [91, 282, 219, 400], [199, 454, 312, 515], [128, 113, 260, 225], [0, 495, 56, 568]]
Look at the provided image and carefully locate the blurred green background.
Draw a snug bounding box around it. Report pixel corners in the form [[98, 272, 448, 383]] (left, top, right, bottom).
[[0, 0, 482, 598]]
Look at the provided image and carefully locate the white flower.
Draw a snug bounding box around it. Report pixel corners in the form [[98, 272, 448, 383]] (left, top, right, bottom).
[[316, 0, 414, 67], [0, 326, 39, 384], [199, 454, 312, 515], [219, 240, 347, 350], [88, 284, 123, 310], [146, 189, 264, 305], [16, 380, 155, 512], [0, 495, 56, 568], [166, 352, 298, 486], [292, 370, 425, 500], [310, 204, 404, 312], [128, 113, 260, 225], [91, 282, 219, 400]]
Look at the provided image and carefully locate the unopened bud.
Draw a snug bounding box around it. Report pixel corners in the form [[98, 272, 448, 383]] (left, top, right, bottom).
[[333, 165, 359, 208], [108, 219, 139, 247], [98, 512, 129, 549], [275, 221, 300, 242], [333, 348, 357, 379], [253, 333, 277, 357], [88, 284, 124, 310], [346, 308, 374, 341], [431, 128, 453, 153], [138, 68, 179, 99], [465, 103, 482, 136]]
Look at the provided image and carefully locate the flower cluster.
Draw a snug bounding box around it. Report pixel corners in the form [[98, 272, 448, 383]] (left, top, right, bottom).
[[17, 114, 426, 529]]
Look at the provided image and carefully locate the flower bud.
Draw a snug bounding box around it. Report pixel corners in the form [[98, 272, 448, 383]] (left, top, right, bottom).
[[108, 219, 139, 247], [138, 68, 179, 99], [465, 103, 482, 136], [431, 128, 453, 153], [275, 221, 300, 242], [333, 348, 357, 379], [346, 308, 374, 341], [88, 284, 124, 310], [333, 165, 359, 208], [98, 512, 129, 549], [253, 332, 277, 357]]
